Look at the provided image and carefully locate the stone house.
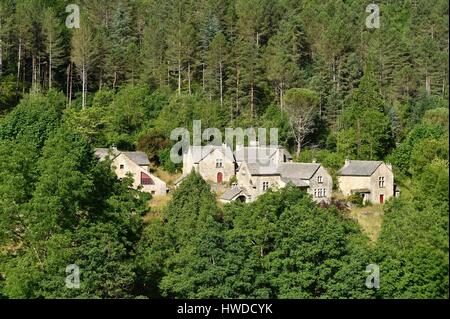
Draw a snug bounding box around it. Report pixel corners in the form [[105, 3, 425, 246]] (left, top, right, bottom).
[[278, 163, 333, 203], [95, 148, 168, 196], [337, 160, 394, 204], [178, 144, 236, 185], [234, 145, 293, 168], [221, 161, 332, 204]]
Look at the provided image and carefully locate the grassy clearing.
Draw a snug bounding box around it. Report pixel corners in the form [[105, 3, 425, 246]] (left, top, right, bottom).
[[151, 167, 182, 187], [345, 204, 384, 242], [143, 194, 172, 223]]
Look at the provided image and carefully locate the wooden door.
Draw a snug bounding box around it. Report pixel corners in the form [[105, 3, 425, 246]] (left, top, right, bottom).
[[217, 172, 223, 184]]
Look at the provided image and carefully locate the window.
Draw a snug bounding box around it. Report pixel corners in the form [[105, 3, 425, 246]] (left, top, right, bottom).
[[140, 172, 154, 185], [317, 176, 323, 184], [262, 181, 269, 192], [315, 188, 326, 198], [120, 164, 125, 170], [379, 177, 385, 188], [216, 158, 223, 168]]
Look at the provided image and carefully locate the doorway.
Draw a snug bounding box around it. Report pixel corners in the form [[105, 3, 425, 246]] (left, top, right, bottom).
[[379, 194, 384, 204], [217, 172, 223, 184]]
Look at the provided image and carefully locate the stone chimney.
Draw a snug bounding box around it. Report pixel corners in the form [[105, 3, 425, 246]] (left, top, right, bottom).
[[344, 158, 350, 166]]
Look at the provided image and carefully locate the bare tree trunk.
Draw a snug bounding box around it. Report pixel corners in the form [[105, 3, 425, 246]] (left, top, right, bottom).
[[32, 54, 36, 92], [49, 41, 53, 89], [296, 141, 301, 158], [16, 38, 22, 97], [202, 62, 206, 92], [188, 62, 191, 95], [82, 63, 86, 110], [236, 65, 240, 117], [250, 82, 254, 117], [177, 59, 181, 95], [68, 63, 73, 107], [425, 72, 431, 96], [219, 62, 223, 108], [280, 83, 284, 109]]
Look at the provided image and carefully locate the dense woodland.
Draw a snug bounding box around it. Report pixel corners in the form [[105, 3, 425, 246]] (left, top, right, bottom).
[[0, 0, 448, 298]]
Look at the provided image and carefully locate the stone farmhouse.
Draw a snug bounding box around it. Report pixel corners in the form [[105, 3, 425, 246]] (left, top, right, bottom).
[[337, 160, 394, 204], [222, 161, 333, 204], [178, 143, 332, 204], [176, 144, 236, 185], [95, 148, 168, 196]]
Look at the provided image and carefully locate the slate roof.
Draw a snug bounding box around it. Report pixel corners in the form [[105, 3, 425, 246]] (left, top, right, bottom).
[[235, 146, 292, 164], [338, 160, 382, 176], [281, 177, 309, 187], [246, 163, 280, 176], [220, 187, 249, 201], [122, 151, 150, 166], [94, 148, 120, 161], [190, 144, 235, 163], [94, 148, 150, 166], [277, 163, 321, 180]]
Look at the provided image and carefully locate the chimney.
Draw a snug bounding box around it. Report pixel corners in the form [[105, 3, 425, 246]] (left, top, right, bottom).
[[312, 158, 317, 163], [344, 158, 350, 166]]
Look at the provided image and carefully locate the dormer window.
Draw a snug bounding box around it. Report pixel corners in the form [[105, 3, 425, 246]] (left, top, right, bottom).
[[216, 159, 223, 168], [379, 177, 385, 188], [317, 176, 323, 184]]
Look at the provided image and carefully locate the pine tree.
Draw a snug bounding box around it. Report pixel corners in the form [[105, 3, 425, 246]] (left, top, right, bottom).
[[42, 7, 65, 90], [265, 16, 303, 109], [71, 17, 97, 109], [105, 0, 136, 88]]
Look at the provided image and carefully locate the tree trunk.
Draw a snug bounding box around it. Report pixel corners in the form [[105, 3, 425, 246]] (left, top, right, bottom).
[[202, 62, 206, 92], [219, 62, 223, 109], [49, 41, 53, 89], [296, 141, 301, 158], [188, 62, 191, 95], [177, 59, 181, 95], [82, 63, 86, 110], [280, 83, 284, 109], [16, 38, 22, 98], [32, 55, 36, 92], [68, 63, 73, 107], [236, 65, 240, 117], [250, 82, 254, 117]]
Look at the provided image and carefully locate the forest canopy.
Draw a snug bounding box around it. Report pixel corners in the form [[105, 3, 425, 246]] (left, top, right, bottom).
[[0, 0, 448, 299]]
